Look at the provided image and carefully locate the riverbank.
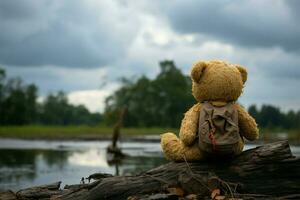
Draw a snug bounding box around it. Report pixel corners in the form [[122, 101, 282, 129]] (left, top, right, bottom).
[[0, 125, 176, 141], [0, 125, 299, 144]]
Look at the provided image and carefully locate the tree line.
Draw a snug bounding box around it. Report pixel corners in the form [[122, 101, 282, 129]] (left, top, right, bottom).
[[104, 61, 195, 128], [1, 62, 299, 129], [104, 61, 300, 130], [0, 68, 101, 125], [248, 105, 300, 130]]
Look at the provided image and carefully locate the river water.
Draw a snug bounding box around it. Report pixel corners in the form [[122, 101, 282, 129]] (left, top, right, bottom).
[[0, 139, 299, 191]]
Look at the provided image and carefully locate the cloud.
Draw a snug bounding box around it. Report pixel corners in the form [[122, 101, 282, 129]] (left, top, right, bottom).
[[0, 0, 140, 67], [1, 0, 300, 112], [122, 20, 300, 111], [3, 65, 109, 94], [162, 0, 300, 51], [68, 88, 118, 113]]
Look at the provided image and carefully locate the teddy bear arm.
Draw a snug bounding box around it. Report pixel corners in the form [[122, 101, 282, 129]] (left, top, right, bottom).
[[236, 104, 259, 141], [179, 103, 201, 146]]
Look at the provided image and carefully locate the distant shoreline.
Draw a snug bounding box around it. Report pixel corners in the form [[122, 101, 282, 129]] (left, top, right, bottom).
[[0, 135, 299, 146], [0, 125, 299, 145], [0, 134, 162, 143]]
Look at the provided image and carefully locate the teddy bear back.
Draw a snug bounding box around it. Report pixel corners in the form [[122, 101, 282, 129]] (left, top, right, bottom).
[[191, 60, 248, 103]]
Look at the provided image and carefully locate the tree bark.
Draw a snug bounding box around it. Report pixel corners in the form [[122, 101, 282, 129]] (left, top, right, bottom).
[[83, 140, 299, 200]]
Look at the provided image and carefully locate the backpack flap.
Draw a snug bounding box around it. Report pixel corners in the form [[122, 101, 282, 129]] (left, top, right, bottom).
[[198, 102, 240, 155]]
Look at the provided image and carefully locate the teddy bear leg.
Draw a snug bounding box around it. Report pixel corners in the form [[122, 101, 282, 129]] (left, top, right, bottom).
[[161, 132, 204, 162]]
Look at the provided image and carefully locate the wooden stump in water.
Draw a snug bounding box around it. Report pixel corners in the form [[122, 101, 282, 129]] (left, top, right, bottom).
[[106, 107, 128, 160]]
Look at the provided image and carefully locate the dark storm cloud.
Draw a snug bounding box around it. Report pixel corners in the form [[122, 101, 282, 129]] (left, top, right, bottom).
[[0, 0, 137, 67], [1, 0, 300, 111], [286, 0, 300, 17], [163, 0, 300, 51], [3, 65, 108, 94]]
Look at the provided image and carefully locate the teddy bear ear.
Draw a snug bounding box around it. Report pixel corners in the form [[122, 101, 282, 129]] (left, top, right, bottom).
[[191, 61, 207, 83], [236, 65, 248, 84]]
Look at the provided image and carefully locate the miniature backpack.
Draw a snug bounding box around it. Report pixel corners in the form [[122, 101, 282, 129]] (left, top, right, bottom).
[[198, 102, 241, 156]]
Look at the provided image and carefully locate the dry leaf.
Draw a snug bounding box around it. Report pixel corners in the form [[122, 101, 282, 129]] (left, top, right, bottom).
[[167, 187, 185, 197], [127, 196, 138, 200], [215, 195, 225, 200], [185, 194, 198, 200], [211, 188, 221, 199]]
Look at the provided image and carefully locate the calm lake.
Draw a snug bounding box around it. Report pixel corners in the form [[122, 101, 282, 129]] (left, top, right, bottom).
[[0, 139, 299, 191]]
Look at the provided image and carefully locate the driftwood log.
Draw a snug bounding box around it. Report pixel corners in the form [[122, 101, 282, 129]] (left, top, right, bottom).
[[1, 140, 299, 200]]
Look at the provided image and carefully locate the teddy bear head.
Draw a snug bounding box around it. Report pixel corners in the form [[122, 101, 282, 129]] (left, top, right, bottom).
[[191, 60, 247, 102]]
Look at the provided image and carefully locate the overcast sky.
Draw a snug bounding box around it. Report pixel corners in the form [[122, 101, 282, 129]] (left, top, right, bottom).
[[1, 0, 299, 113]]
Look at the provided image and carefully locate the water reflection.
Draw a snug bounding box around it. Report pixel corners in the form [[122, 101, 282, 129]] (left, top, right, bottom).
[[0, 139, 299, 191], [0, 139, 167, 191], [0, 149, 71, 190], [68, 149, 109, 168]]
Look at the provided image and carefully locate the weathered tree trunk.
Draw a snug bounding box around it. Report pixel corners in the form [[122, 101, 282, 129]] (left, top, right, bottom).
[[59, 141, 300, 200], [107, 107, 127, 158], [2, 141, 299, 200], [111, 107, 127, 150]]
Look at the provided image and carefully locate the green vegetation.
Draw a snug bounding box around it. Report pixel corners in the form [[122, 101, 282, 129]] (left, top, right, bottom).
[[0, 125, 298, 142], [260, 128, 300, 142], [0, 125, 177, 139], [0, 61, 299, 141], [249, 105, 300, 130], [104, 60, 195, 128], [104, 60, 300, 131], [0, 69, 101, 125]]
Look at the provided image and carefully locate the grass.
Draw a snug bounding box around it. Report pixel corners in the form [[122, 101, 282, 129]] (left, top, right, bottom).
[[0, 125, 299, 143], [260, 128, 300, 142], [0, 125, 178, 139]]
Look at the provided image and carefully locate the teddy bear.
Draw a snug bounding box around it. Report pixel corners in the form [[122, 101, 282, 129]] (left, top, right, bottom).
[[160, 60, 259, 161]]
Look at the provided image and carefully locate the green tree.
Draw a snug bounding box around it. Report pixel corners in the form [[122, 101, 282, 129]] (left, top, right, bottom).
[[248, 104, 300, 130], [0, 68, 6, 122], [260, 105, 284, 128], [0, 68, 101, 126], [0, 69, 39, 125], [2, 78, 28, 124], [25, 84, 38, 123], [104, 60, 195, 127], [39, 91, 102, 125], [40, 91, 70, 125], [248, 105, 259, 124]]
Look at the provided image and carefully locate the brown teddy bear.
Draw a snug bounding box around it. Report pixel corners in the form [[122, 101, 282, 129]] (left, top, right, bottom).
[[160, 60, 259, 161]]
